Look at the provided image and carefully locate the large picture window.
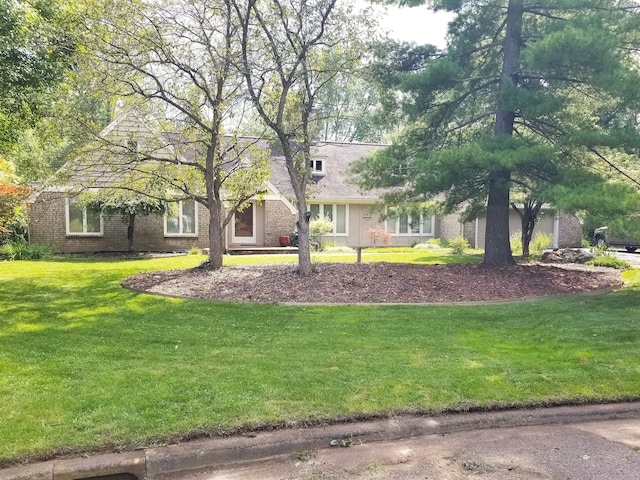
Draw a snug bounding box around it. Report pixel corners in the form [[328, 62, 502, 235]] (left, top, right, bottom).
[[387, 212, 434, 236], [66, 198, 103, 236], [165, 199, 197, 236], [309, 203, 348, 235]]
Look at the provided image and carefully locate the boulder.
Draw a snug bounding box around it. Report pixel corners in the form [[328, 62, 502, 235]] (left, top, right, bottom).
[[541, 248, 593, 264]]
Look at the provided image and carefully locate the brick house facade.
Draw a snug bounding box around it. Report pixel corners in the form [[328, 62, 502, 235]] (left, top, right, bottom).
[[28, 114, 583, 253]]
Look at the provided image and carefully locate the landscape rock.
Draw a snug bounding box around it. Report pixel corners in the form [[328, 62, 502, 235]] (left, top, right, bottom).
[[541, 248, 594, 264]]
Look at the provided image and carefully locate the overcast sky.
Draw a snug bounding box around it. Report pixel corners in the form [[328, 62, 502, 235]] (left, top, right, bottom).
[[370, 4, 454, 48]]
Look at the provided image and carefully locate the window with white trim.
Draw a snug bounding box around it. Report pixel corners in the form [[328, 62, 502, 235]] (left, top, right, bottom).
[[309, 158, 325, 175], [387, 212, 434, 236], [309, 203, 348, 235], [165, 199, 197, 236], [66, 198, 103, 236]]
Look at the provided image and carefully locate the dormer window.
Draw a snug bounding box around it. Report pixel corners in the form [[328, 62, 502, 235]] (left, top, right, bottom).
[[309, 158, 325, 175]]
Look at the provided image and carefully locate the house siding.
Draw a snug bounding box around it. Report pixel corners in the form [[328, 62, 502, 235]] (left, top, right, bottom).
[[474, 209, 580, 250]]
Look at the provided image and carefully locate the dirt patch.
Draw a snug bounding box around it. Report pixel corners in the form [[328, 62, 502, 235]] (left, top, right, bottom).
[[121, 262, 624, 304]]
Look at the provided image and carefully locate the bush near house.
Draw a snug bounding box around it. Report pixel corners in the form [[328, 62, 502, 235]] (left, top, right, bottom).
[[446, 236, 470, 255], [0, 241, 54, 260]]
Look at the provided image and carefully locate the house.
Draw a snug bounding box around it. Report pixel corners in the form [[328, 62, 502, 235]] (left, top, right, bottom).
[[27, 115, 583, 253]]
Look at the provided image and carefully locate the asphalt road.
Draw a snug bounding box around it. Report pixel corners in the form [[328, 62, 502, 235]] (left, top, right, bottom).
[[615, 250, 640, 267], [175, 418, 640, 480]]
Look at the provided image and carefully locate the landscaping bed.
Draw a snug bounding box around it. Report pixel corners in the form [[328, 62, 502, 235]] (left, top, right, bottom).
[[122, 262, 623, 303]]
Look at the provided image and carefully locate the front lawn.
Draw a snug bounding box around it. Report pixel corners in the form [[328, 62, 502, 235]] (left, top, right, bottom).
[[1, 253, 639, 465]]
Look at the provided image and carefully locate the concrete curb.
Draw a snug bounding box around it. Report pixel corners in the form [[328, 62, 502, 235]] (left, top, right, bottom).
[[2, 402, 639, 480]]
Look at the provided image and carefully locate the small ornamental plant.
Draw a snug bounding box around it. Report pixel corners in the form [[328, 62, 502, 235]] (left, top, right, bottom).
[[366, 228, 392, 247], [446, 236, 470, 255], [309, 215, 334, 250]]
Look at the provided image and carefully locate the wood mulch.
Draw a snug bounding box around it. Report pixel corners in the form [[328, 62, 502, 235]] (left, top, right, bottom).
[[121, 262, 624, 304]]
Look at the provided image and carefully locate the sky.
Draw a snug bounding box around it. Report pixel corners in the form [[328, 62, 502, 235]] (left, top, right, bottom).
[[372, 4, 454, 48]]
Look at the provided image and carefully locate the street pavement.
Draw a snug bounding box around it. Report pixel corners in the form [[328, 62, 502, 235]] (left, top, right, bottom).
[[615, 250, 640, 267], [3, 404, 639, 480], [169, 412, 640, 480]]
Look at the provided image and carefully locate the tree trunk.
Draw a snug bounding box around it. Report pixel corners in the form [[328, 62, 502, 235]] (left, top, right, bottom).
[[484, 169, 515, 266], [208, 202, 225, 269], [205, 130, 225, 269], [512, 200, 543, 258], [295, 199, 312, 276], [127, 213, 135, 253], [280, 135, 312, 276], [485, 0, 522, 267]]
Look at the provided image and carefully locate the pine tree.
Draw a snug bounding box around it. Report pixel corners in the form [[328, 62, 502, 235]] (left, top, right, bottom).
[[353, 0, 640, 266]]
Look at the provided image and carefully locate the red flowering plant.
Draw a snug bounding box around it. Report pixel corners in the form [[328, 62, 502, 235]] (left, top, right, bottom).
[[366, 228, 393, 247], [0, 157, 32, 236]]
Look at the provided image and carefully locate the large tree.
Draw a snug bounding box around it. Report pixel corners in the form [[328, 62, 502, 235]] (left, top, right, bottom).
[[0, 0, 76, 152], [234, 0, 375, 275], [72, 0, 270, 268], [353, 0, 640, 266]]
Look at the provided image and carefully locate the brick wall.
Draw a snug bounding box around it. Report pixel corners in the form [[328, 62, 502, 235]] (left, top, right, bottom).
[[29, 192, 209, 253], [263, 200, 296, 246], [558, 212, 583, 247], [438, 213, 464, 243]]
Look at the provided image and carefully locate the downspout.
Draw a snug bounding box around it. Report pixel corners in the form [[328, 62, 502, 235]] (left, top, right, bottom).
[[553, 211, 560, 249]]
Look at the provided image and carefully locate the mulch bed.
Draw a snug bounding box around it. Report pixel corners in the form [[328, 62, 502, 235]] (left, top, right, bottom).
[[121, 262, 624, 304]]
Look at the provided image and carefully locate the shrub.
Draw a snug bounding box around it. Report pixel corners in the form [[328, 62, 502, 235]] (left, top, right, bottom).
[[530, 232, 553, 256], [188, 247, 202, 255], [510, 231, 523, 256], [366, 228, 392, 246], [510, 231, 553, 258], [0, 242, 54, 260], [309, 215, 334, 250], [587, 256, 632, 270], [446, 236, 470, 255]]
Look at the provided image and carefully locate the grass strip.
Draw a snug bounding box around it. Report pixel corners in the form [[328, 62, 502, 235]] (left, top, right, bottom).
[[1, 254, 638, 464]]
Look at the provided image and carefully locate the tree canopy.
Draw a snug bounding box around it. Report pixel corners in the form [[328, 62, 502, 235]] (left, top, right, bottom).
[[353, 0, 640, 265], [0, 0, 76, 152], [235, 0, 376, 274], [68, 0, 273, 268]]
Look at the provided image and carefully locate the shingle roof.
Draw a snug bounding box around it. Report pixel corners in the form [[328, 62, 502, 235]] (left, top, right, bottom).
[[268, 141, 386, 202], [46, 110, 389, 203]]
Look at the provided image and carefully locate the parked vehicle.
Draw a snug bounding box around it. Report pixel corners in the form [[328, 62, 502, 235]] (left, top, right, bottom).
[[594, 226, 640, 252]]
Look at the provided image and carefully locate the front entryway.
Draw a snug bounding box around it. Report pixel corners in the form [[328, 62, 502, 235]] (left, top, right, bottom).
[[232, 203, 256, 244]]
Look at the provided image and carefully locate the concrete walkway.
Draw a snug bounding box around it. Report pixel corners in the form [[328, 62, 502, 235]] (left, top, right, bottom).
[[2, 403, 639, 480]]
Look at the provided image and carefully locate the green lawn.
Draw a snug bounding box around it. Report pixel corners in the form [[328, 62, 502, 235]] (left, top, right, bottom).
[[1, 252, 639, 465]]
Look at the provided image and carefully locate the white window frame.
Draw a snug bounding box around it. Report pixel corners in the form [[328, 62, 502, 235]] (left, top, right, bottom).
[[309, 203, 348, 236], [309, 158, 325, 175], [164, 199, 198, 237], [65, 197, 103, 236], [386, 210, 435, 237]]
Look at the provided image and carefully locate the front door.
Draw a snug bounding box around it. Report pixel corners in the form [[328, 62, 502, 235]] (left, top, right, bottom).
[[232, 203, 256, 244]]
